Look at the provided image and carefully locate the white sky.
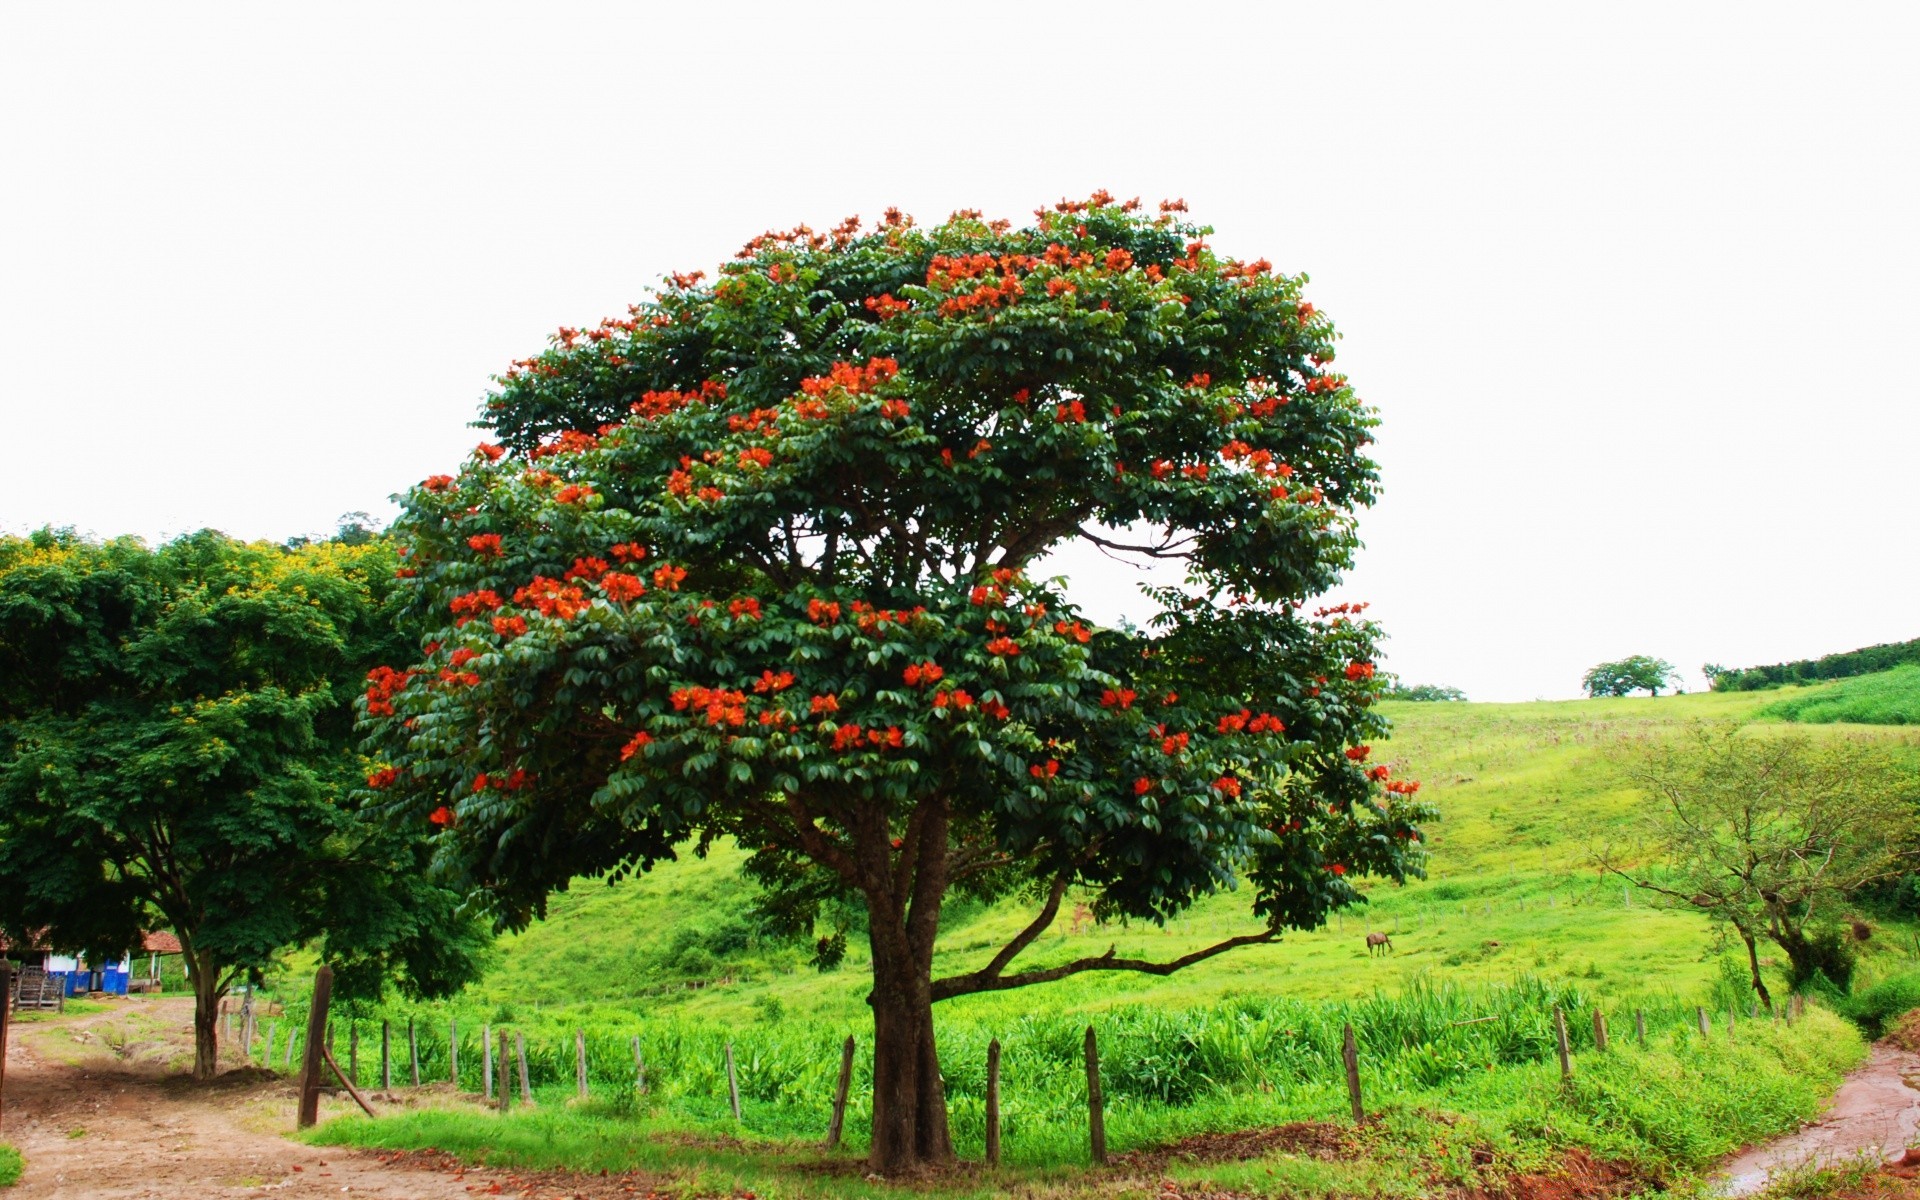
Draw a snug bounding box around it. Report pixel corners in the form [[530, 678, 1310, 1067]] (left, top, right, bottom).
[[3, 4, 1915, 701]]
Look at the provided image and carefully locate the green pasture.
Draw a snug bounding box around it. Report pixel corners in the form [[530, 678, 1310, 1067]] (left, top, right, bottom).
[[1762, 663, 1920, 726]]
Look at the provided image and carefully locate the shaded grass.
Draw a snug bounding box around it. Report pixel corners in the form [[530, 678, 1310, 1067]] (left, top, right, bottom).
[[1762, 665, 1920, 726], [0, 1141, 20, 1189], [307, 1005, 1862, 1198]]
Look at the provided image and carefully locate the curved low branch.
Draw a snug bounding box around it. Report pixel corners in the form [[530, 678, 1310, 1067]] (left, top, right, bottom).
[[931, 929, 1276, 1002]]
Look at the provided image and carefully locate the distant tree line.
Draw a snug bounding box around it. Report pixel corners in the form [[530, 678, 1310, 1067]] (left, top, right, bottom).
[[1704, 636, 1920, 692], [1382, 683, 1467, 702]]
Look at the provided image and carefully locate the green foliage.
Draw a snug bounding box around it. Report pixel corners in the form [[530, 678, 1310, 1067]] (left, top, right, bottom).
[[1382, 683, 1467, 702], [1823, 968, 1920, 1035], [1710, 637, 1920, 692], [0, 528, 488, 1073], [1581, 655, 1679, 698], [1760, 664, 1920, 725], [0, 1141, 19, 1189]]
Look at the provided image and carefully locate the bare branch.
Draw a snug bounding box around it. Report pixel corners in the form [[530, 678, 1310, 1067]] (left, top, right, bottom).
[[932, 929, 1276, 1002]]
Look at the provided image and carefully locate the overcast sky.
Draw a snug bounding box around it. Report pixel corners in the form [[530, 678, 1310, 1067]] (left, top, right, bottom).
[[3, 4, 1914, 701]]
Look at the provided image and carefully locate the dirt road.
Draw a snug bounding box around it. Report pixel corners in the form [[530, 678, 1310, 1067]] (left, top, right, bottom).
[[1721, 1041, 1920, 1194], [0, 996, 542, 1198]]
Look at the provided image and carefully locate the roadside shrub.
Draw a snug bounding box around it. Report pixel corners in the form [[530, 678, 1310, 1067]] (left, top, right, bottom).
[[0, 1141, 21, 1188], [1827, 970, 1920, 1036]]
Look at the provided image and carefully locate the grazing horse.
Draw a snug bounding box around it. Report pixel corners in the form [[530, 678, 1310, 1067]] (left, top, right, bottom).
[[1365, 932, 1392, 956]]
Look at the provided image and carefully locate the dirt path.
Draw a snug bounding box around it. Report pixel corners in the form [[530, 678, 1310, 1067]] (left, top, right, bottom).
[[1721, 1042, 1920, 1195], [0, 996, 530, 1198]]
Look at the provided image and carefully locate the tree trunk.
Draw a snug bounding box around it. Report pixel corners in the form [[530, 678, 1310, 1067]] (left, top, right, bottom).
[[190, 951, 224, 1080], [1739, 927, 1774, 1009]]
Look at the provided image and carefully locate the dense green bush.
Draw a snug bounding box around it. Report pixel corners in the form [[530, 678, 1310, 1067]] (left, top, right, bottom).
[[1759, 664, 1920, 725], [1822, 969, 1920, 1036], [0, 1141, 21, 1188]]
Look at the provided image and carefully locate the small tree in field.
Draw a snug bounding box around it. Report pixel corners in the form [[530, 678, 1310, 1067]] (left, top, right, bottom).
[[365, 194, 1432, 1171], [0, 529, 488, 1078], [1599, 723, 1918, 1004], [1582, 655, 1679, 697]]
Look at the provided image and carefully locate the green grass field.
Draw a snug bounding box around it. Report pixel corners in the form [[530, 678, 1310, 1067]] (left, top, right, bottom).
[[283, 680, 1920, 1196], [1762, 663, 1920, 725]]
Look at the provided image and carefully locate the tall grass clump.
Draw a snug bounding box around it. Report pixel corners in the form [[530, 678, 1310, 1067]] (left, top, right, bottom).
[[0, 1141, 22, 1189], [1762, 665, 1920, 725]]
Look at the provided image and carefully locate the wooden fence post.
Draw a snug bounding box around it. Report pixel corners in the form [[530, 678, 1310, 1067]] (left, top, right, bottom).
[[1635, 1010, 1646, 1048], [349, 1025, 359, 1085], [576, 1029, 588, 1100], [0, 961, 12, 1130], [1084, 1025, 1107, 1165], [1553, 1007, 1572, 1081], [516, 1032, 531, 1105], [826, 1036, 854, 1149], [449, 1017, 458, 1085], [381, 1021, 392, 1090], [285, 1029, 298, 1071], [1727, 1010, 1736, 1041], [409, 1018, 420, 1087], [296, 965, 333, 1129], [984, 1037, 1002, 1167], [265, 1022, 277, 1067], [242, 999, 256, 1064], [1342, 1023, 1364, 1124], [482, 1024, 493, 1101], [632, 1036, 646, 1095], [725, 1041, 742, 1120], [1592, 1008, 1608, 1052], [1696, 1006, 1710, 1037]]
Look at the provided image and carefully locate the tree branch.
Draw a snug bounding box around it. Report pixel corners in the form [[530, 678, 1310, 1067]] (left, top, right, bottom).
[[931, 929, 1277, 1002]]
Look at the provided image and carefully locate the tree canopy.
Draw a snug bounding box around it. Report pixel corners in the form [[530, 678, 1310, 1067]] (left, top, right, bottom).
[[1600, 723, 1918, 1002], [0, 528, 488, 1077], [1582, 655, 1679, 697], [363, 193, 1431, 1170]]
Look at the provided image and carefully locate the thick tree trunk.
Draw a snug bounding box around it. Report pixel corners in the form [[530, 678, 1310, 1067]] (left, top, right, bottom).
[[189, 951, 223, 1080], [1739, 927, 1774, 1009]]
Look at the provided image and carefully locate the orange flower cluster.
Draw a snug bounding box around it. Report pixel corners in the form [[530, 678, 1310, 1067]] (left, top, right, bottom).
[[832, 723, 904, 751], [429, 806, 453, 826], [1055, 400, 1087, 424], [1345, 662, 1375, 681], [492, 614, 528, 638], [1041, 243, 1096, 269], [438, 665, 480, 687], [810, 694, 839, 715], [467, 533, 503, 557], [610, 542, 647, 562], [1159, 729, 1190, 755], [475, 442, 506, 461], [1053, 620, 1091, 644], [631, 379, 727, 419], [1345, 745, 1372, 761], [523, 469, 559, 488], [728, 407, 780, 435], [1134, 777, 1154, 795], [530, 430, 601, 461], [601, 573, 645, 603], [863, 293, 912, 319], [1366, 765, 1390, 781], [985, 636, 1020, 657], [902, 661, 944, 687], [565, 557, 609, 582], [1103, 248, 1134, 272], [879, 398, 911, 420], [931, 689, 974, 710], [1304, 374, 1342, 395], [1150, 460, 1174, 479], [1212, 777, 1242, 797], [366, 766, 399, 789], [729, 597, 762, 620], [753, 670, 794, 693], [620, 730, 653, 761], [450, 590, 504, 618], [448, 647, 479, 669], [1046, 277, 1076, 298], [652, 564, 687, 590], [799, 358, 899, 398], [1101, 688, 1137, 709], [851, 602, 926, 633], [554, 484, 595, 505], [980, 697, 1011, 720], [422, 475, 456, 493], [970, 584, 1004, 607], [1385, 779, 1422, 795], [515, 577, 589, 620], [807, 599, 841, 625], [938, 274, 1023, 318], [1217, 709, 1284, 735], [1029, 759, 1060, 780], [926, 252, 1034, 288], [672, 686, 750, 728], [1181, 464, 1210, 481], [738, 446, 774, 469]]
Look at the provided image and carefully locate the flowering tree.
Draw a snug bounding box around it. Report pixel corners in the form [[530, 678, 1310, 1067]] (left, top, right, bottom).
[[366, 194, 1431, 1171], [0, 529, 488, 1078]]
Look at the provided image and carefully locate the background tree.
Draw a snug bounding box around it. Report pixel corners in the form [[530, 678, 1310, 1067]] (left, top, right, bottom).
[[1598, 723, 1918, 1003], [0, 529, 488, 1078], [364, 194, 1433, 1172], [1582, 654, 1679, 697], [1383, 683, 1468, 702]]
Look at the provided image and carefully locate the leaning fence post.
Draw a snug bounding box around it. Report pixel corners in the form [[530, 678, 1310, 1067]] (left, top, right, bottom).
[[724, 1041, 742, 1120], [296, 965, 333, 1129], [516, 1032, 531, 1105], [1085, 1025, 1107, 1165], [826, 1036, 854, 1149], [482, 1024, 494, 1101], [1592, 1008, 1608, 1052], [1342, 1022, 1364, 1124], [409, 1018, 420, 1087], [285, 1029, 298, 1071], [575, 1029, 589, 1100], [1635, 1009, 1646, 1047], [1696, 1006, 1710, 1037], [0, 961, 12, 1129], [632, 1036, 646, 1095], [381, 1021, 392, 1090], [349, 1025, 359, 1086], [265, 1021, 278, 1067], [1553, 1007, 1572, 1081], [985, 1037, 1002, 1167], [449, 1017, 459, 1085]]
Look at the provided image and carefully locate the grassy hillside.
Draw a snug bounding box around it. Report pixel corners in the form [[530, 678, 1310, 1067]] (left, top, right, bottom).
[[367, 683, 1920, 1036], [1762, 663, 1920, 725]]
